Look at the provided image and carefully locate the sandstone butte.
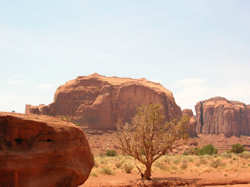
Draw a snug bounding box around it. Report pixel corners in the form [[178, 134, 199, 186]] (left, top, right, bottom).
[[182, 109, 197, 138], [0, 112, 94, 187], [26, 73, 182, 129], [195, 97, 250, 137]]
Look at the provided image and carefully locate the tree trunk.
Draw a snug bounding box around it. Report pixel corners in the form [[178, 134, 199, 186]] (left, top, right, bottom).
[[143, 164, 152, 180]]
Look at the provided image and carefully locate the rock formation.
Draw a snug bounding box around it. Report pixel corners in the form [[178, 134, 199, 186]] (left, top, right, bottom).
[[26, 73, 182, 129], [182, 109, 197, 137], [195, 97, 250, 137], [0, 112, 94, 187]]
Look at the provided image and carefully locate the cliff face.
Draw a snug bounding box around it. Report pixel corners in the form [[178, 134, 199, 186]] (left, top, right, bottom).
[[182, 109, 197, 137], [26, 73, 182, 129], [195, 97, 250, 137]]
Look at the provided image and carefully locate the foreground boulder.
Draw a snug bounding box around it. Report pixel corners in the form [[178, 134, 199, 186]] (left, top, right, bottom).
[[182, 109, 197, 137], [0, 112, 94, 187], [26, 73, 182, 129], [195, 97, 250, 137]]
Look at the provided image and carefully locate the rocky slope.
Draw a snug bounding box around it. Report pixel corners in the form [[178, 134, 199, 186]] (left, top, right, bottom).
[[26, 73, 182, 129], [195, 97, 250, 137], [0, 112, 94, 187]]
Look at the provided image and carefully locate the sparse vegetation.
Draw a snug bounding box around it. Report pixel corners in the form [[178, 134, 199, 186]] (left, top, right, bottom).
[[117, 104, 189, 179], [100, 167, 113, 175], [180, 161, 188, 170], [154, 161, 167, 170], [210, 159, 225, 168], [183, 147, 200, 155], [124, 163, 134, 173], [199, 157, 208, 165], [89, 151, 250, 182], [198, 144, 218, 155], [106, 149, 117, 157], [183, 144, 217, 156], [239, 151, 250, 159], [231, 144, 245, 154], [115, 161, 123, 168]]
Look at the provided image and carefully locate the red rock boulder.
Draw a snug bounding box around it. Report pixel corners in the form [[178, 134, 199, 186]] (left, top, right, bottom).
[[195, 97, 250, 137], [0, 112, 94, 187], [182, 109, 197, 137], [26, 73, 182, 129]]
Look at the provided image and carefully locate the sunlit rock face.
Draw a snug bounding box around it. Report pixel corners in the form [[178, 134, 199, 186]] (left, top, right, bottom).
[[26, 73, 182, 129], [0, 112, 94, 187], [195, 97, 250, 137]]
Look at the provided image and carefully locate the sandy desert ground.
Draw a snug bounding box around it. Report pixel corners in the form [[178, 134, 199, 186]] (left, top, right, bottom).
[[81, 130, 250, 187]]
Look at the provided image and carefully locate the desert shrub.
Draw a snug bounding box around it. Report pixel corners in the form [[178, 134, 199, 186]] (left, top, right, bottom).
[[180, 160, 188, 170], [198, 144, 217, 155], [239, 151, 250, 159], [115, 161, 124, 168], [100, 167, 113, 175], [154, 161, 167, 170], [171, 166, 177, 170], [90, 171, 98, 177], [221, 152, 232, 159], [106, 149, 117, 157], [210, 159, 225, 168], [199, 157, 208, 165], [173, 158, 181, 165], [184, 156, 194, 162], [231, 144, 245, 154], [232, 157, 238, 161], [124, 164, 134, 173]]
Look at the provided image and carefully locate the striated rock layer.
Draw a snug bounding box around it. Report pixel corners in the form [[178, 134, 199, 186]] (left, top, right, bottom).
[[195, 97, 250, 137], [26, 73, 182, 129], [182, 109, 197, 137], [0, 112, 94, 187]]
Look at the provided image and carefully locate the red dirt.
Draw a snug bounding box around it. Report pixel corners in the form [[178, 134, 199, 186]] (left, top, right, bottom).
[[83, 170, 250, 187]]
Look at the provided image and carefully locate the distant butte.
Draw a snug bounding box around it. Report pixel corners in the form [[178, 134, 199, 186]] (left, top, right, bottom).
[[195, 97, 250, 137]]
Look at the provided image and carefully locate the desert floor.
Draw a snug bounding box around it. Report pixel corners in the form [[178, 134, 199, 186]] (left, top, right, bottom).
[[81, 131, 250, 187]]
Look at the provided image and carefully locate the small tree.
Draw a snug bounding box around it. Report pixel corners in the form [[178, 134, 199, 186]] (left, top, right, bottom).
[[117, 104, 189, 180]]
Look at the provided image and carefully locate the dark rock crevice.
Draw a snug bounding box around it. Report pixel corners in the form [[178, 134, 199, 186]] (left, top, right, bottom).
[[200, 101, 204, 133]]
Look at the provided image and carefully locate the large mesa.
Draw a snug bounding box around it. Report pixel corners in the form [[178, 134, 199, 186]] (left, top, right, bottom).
[[26, 73, 182, 129]]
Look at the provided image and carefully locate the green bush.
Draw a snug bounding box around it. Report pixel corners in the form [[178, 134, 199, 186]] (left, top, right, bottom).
[[105, 149, 117, 157], [198, 144, 217, 155], [231, 144, 245, 154]]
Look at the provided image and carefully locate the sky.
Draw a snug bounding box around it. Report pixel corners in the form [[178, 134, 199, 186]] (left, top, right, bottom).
[[1, 0, 250, 113]]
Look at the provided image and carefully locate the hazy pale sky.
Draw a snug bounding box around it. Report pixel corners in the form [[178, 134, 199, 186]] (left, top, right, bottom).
[[1, 0, 250, 113]]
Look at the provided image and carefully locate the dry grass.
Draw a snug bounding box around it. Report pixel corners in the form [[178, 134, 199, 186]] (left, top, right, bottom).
[[89, 152, 250, 178]]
